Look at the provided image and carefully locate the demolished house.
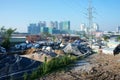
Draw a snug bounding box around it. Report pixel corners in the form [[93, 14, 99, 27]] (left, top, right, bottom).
[[63, 43, 83, 56], [63, 40, 92, 56]]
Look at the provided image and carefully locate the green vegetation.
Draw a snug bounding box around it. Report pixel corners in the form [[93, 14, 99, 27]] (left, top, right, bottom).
[[103, 35, 110, 41], [23, 72, 29, 80], [0, 26, 16, 49], [117, 35, 120, 41], [23, 55, 78, 80]]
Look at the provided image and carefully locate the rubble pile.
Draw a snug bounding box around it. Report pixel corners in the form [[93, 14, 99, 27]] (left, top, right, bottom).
[[0, 39, 93, 79], [0, 54, 41, 80], [22, 51, 57, 62], [63, 40, 92, 56]]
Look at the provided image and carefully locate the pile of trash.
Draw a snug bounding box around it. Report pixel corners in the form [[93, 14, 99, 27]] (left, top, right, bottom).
[[63, 43, 83, 56], [14, 41, 62, 51], [20, 40, 92, 62], [0, 39, 93, 79], [0, 46, 6, 53], [63, 40, 92, 56]]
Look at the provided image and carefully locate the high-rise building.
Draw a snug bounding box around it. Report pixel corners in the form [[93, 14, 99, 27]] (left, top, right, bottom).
[[37, 21, 47, 33], [92, 23, 99, 31], [54, 21, 58, 29], [28, 21, 70, 34], [116, 26, 120, 33], [40, 27, 48, 33], [59, 21, 70, 31], [80, 24, 86, 31], [62, 21, 70, 31], [28, 23, 40, 34], [38, 21, 46, 27], [80, 23, 88, 33], [49, 21, 54, 28], [48, 21, 58, 29], [59, 21, 63, 30], [49, 28, 60, 34]]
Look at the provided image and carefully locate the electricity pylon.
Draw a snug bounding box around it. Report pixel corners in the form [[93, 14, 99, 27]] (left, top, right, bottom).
[[88, 0, 93, 34]]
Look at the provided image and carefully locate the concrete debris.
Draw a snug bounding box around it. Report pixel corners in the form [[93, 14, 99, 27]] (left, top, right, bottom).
[[63, 40, 92, 56], [63, 43, 83, 56]]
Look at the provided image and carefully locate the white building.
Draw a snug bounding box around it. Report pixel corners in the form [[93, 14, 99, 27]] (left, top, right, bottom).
[[92, 23, 99, 31], [80, 23, 88, 33], [116, 26, 120, 33], [80, 24, 85, 31], [48, 21, 58, 29]]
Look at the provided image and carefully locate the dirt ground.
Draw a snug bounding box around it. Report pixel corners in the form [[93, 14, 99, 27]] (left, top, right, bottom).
[[39, 53, 120, 80]]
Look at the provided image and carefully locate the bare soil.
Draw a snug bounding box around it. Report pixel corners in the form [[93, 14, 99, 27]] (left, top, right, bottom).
[[38, 53, 120, 80]]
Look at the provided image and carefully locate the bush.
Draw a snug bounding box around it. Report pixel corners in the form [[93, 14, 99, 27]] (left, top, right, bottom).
[[26, 54, 78, 80], [23, 72, 29, 80], [30, 70, 38, 80]]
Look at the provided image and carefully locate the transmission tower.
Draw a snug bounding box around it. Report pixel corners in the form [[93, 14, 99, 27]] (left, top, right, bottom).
[[88, 0, 93, 33], [87, 0, 94, 47]]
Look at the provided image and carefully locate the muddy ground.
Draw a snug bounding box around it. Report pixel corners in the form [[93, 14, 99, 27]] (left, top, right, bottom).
[[38, 53, 120, 80]]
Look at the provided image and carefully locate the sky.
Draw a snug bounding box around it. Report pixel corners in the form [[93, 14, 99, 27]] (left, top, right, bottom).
[[0, 0, 120, 32]]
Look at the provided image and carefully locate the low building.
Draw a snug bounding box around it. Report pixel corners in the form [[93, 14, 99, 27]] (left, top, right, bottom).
[[10, 36, 26, 43], [26, 35, 42, 42], [10, 33, 29, 44]]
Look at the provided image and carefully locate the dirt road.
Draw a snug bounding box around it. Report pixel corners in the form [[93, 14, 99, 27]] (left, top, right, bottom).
[[39, 53, 120, 80]]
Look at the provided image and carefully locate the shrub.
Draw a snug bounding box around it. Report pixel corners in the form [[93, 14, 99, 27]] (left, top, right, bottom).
[[26, 54, 78, 80], [23, 72, 29, 80]]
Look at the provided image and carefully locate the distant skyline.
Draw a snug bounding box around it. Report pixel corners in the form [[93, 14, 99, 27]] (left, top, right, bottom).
[[0, 0, 120, 32]]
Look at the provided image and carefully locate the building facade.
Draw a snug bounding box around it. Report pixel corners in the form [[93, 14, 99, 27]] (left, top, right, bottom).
[[59, 21, 70, 31], [28, 24, 40, 34], [48, 21, 58, 29], [40, 27, 48, 33], [28, 21, 70, 35], [92, 23, 99, 31], [116, 26, 120, 33]]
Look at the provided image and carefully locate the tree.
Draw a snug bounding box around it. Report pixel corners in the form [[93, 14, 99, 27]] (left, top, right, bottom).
[[0, 27, 16, 49], [117, 35, 120, 41], [103, 35, 110, 41]]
